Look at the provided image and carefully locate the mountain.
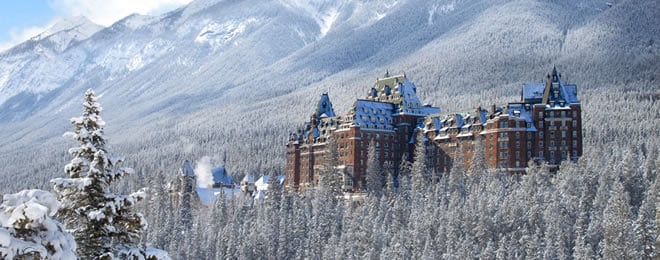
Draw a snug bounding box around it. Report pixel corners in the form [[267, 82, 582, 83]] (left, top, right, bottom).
[[0, 0, 657, 192]]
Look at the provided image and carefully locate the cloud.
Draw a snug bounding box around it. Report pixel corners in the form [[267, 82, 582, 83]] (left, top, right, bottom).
[[48, 0, 193, 26], [0, 21, 57, 52], [0, 1, 191, 52]]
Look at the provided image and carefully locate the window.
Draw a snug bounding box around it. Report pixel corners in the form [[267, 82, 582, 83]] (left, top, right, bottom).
[[550, 141, 555, 147], [539, 112, 543, 118], [527, 141, 532, 149], [516, 161, 521, 167], [516, 151, 520, 159], [516, 141, 521, 149], [499, 141, 508, 148], [539, 141, 544, 148], [550, 131, 555, 138], [572, 120, 577, 127], [573, 140, 577, 147], [561, 131, 566, 138], [572, 131, 577, 138], [499, 161, 508, 168], [344, 174, 353, 187], [500, 121, 508, 128], [539, 132, 544, 138], [500, 152, 508, 159], [540, 151, 544, 157], [515, 132, 521, 138], [500, 132, 508, 138], [539, 121, 544, 128]]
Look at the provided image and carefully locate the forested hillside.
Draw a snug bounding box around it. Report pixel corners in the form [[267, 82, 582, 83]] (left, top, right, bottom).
[[0, 0, 657, 258]]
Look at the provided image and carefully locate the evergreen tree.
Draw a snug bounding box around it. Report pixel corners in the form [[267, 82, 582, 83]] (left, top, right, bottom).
[[411, 133, 430, 194], [602, 180, 634, 259], [366, 140, 384, 196], [318, 137, 342, 196], [51, 89, 168, 259], [0, 190, 76, 259], [633, 178, 657, 259]]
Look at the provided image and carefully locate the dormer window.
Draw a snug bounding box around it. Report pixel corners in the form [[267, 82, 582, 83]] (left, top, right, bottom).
[[370, 88, 378, 98]]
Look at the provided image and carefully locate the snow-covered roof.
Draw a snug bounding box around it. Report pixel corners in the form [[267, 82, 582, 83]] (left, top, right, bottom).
[[255, 175, 285, 191], [396, 78, 440, 116], [315, 93, 336, 118], [241, 174, 255, 183], [212, 166, 232, 185], [521, 67, 579, 105], [196, 185, 239, 205], [506, 103, 538, 132], [179, 160, 195, 177], [353, 100, 395, 130], [522, 82, 545, 102]]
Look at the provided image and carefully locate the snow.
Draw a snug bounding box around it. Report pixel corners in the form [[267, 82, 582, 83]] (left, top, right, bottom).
[[242, 174, 255, 183], [354, 100, 395, 130], [319, 8, 339, 37], [195, 18, 258, 50], [522, 82, 545, 101], [0, 71, 8, 91], [118, 14, 157, 30], [255, 175, 286, 192], [51, 177, 93, 190], [0, 190, 76, 259], [180, 160, 195, 177], [196, 186, 240, 206], [429, 2, 456, 25], [146, 247, 171, 260], [315, 93, 336, 118]]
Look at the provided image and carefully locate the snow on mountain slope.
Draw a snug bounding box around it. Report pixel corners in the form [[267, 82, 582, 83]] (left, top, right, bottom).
[[0, 0, 657, 187]]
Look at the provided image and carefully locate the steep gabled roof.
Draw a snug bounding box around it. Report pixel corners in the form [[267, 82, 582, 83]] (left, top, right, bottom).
[[212, 166, 233, 185], [522, 66, 580, 105], [179, 160, 195, 177], [315, 93, 336, 118]]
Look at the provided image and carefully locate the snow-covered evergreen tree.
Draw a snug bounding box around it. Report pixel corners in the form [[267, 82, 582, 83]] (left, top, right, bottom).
[[366, 140, 384, 196], [0, 189, 76, 259], [602, 180, 634, 259], [50, 89, 169, 259]]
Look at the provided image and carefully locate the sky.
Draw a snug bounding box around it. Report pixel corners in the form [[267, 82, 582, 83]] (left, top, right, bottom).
[[0, 0, 193, 51]]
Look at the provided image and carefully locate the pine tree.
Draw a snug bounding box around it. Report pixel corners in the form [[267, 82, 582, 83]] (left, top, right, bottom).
[[51, 89, 168, 259], [633, 178, 657, 259], [602, 180, 634, 259], [0, 190, 77, 259], [366, 140, 384, 196], [411, 133, 430, 194], [318, 136, 342, 197]]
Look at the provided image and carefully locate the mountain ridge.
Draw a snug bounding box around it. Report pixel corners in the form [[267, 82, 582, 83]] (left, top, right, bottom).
[[0, 0, 657, 185]]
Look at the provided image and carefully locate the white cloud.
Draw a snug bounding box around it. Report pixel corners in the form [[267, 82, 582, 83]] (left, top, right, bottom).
[[48, 0, 193, 26], [0, 21, 57, 52], [0, 0, 191, 52]]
